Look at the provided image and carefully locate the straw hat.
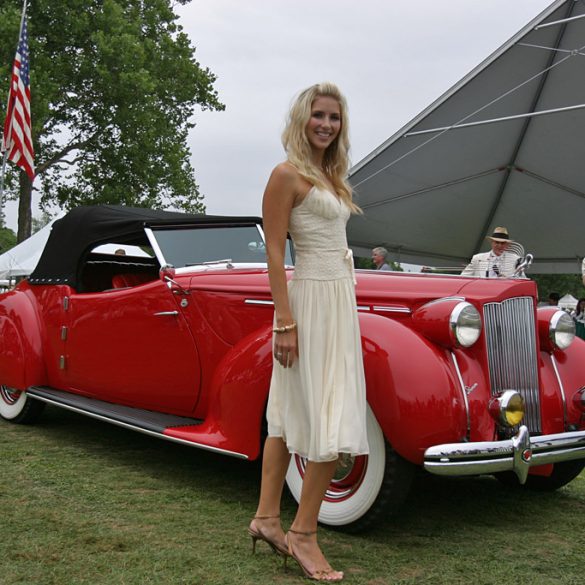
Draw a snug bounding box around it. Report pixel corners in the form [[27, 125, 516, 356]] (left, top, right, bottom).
[[486, 227, 514, 243]]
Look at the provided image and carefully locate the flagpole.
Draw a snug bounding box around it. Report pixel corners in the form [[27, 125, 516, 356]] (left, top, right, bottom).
[[0, 151, 9, 228], [0, 0, 29, 229]]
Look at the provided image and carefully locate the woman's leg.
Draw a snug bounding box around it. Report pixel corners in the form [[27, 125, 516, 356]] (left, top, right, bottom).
[[288, 459, 343, 579], [249, 436, 291, 550]]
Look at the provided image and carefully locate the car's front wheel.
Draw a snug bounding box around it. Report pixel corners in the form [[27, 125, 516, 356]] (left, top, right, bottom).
[[496, 460, 585, 491], [0, 386, 45, 424], [285, 405, 414, 532]]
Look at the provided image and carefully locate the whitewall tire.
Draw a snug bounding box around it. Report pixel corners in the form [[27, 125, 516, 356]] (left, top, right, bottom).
[[285, 405, 414, 532], [0, 386, 45, 424]]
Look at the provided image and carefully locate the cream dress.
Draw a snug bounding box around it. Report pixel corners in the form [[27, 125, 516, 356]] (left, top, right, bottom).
[[266, 186, 369, 462]]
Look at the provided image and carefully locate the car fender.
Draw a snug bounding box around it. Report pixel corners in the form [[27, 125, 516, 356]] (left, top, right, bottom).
[[547, 337, 585, 429], [198, 325, 274, 460], [198, 313, 468, 464], [358, 312, 467, 465], [0, 289, 47, 390]]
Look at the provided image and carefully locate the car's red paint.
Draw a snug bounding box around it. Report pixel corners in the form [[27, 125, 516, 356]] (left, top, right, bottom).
[[2, 207, 584, 530]]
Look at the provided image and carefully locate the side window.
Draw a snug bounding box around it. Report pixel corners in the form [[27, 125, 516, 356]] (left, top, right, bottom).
[[79, 244, 158, 292]]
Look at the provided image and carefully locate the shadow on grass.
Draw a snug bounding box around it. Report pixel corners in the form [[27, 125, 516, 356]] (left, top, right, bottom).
[[31, 404, 264, 502]]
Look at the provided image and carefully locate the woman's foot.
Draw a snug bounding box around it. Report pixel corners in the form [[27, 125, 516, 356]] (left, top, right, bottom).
[[248, 515, 288, 556], [285, 529, 343, 582]]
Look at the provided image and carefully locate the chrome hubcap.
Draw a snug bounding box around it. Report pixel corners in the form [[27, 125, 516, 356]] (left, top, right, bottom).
[[0, 385, 21, 405]]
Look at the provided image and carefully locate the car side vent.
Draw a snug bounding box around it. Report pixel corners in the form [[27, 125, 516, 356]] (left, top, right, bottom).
[[483, 296, 541, 433]]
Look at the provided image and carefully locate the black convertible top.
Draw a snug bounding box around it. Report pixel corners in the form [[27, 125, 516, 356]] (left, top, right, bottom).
[[29, 205, 262, 288]]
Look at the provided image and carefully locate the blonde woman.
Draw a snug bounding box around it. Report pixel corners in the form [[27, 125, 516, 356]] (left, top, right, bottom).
[[248, 83, 368, 582]]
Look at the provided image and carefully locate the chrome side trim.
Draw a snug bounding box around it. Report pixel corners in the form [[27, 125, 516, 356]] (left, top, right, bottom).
[[422, 296, 466, 307], [27, 393, 249, 460], [424, 425, 585, 483], [372, 306, 412, 313], [550, 353, 568, 429], [245, 299, 274, 306], [450, 351, 471, 440]]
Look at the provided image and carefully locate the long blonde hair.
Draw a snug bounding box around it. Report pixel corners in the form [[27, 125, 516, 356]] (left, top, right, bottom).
[[282, 82, 361, 214]]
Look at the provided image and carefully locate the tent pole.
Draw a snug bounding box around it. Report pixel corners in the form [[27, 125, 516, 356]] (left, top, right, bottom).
[[404, 103, 585, 137], [535, 13, 585, 30]]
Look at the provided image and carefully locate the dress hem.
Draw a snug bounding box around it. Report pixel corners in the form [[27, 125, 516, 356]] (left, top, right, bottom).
[[267, 432, 370, 463]]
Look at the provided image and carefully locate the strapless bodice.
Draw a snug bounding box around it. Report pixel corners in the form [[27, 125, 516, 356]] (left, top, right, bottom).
[[289, 186, 354, 281]]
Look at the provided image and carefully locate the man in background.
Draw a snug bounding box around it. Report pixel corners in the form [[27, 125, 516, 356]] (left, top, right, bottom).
[[461, 227, 520, 278], [372, 247, 391, 271]]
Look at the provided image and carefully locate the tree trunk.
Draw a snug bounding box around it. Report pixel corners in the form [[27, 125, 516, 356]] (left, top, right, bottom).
[[17, 172, 32, 243]]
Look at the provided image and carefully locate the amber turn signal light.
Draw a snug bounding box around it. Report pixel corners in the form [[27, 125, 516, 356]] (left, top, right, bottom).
[[489, 390, 525, 427]]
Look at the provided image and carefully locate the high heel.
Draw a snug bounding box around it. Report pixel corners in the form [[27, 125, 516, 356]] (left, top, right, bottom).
[[248, 515, 289, 557], [285, 529, 344, 582]]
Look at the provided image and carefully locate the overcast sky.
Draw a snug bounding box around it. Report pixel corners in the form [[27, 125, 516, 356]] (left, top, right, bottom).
[[5, 0, 556, 230]]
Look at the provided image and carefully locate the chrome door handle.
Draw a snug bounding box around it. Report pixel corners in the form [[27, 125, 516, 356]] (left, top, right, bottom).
[[154, 311, 179, 316]]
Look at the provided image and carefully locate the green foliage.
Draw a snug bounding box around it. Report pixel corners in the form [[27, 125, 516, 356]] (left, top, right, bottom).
[[31, 210, 53, 233], [530, 273, 584, 302], [0, 0, 224, 214], [0, 226, 16, 252]]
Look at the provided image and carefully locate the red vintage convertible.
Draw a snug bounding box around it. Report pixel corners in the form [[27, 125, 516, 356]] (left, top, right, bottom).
[[1, 205, 584, 530]]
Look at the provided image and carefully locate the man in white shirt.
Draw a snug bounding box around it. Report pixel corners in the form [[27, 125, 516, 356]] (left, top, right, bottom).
[[461, 227, 521, 278]]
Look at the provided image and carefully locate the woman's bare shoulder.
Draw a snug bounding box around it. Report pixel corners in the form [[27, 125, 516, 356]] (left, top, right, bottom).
[[270, 161, 300, 183]]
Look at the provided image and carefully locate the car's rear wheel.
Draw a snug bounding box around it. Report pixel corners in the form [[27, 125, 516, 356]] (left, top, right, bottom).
[[285, 405, 414, 532], [0, 386, 45, 424]]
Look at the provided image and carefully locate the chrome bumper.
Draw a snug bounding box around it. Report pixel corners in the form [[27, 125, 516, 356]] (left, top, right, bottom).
[[424, 426, 585, 484]]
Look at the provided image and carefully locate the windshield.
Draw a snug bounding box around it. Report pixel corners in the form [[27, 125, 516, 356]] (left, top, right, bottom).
[[150, 224, 293, 268]]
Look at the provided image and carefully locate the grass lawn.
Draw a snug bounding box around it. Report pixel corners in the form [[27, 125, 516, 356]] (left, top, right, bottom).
[[1, 405, 584, 585]]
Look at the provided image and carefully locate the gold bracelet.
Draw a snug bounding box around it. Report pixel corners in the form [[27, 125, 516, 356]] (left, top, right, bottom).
[[273, 322, 297, 334]]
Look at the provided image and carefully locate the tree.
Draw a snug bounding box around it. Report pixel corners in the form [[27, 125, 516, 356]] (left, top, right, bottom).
[[0, 0, 224, 242], [530, 273, 584, 301], [31, 209, 52, 233], [0, 226, 16, 252]]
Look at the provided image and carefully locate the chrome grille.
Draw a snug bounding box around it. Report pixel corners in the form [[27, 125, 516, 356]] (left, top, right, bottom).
[[483, 297, 541, 432]]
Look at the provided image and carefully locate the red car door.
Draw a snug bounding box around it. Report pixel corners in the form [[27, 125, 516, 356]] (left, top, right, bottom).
[[63, 280, 201, 416]]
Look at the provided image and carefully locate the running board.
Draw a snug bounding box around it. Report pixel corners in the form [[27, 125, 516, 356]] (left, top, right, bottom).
[[26, 386, 248, 459]]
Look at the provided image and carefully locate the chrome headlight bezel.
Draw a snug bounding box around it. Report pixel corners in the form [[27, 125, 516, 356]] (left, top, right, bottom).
[[449, 302, 482, 348], [549, 310, 575, 350]]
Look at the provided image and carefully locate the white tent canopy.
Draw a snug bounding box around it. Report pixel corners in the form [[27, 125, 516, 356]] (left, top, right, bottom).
[[348, 0, 584, 274], [559, 293, 578, 310], [0, 219, 57, 279]]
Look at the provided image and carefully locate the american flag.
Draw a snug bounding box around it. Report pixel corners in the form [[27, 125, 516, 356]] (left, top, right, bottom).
[[1, 11, 34, 180]]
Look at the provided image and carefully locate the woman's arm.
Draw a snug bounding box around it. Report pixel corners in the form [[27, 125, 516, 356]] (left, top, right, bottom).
[[262, 163, 301, 367]]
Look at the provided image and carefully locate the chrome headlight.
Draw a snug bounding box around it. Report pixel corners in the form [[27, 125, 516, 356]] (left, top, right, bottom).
[[450, 302, 482, 347], [549, 310, 575, 350], [489, 390, 525, 427]]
